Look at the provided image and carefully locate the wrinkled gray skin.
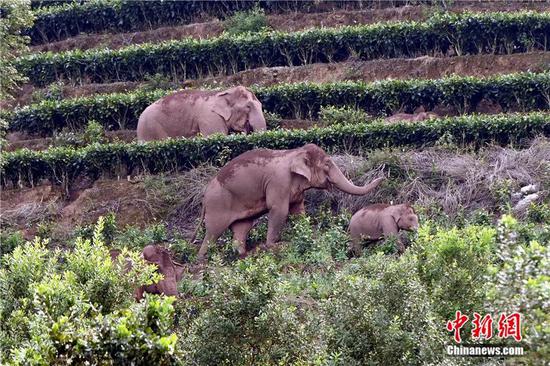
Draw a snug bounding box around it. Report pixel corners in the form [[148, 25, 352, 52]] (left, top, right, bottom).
[[134, 245, 185, 300], [348, 203, 419, 256], [384, 112, 438, 123], [137, 86, 266, 141], [194, 144, 385, 261]]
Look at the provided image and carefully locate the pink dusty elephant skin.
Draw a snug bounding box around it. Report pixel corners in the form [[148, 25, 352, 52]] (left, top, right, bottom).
[[348, 203, 419, 256], [137, 86, 266, 141], [193, 143, 385, 261]]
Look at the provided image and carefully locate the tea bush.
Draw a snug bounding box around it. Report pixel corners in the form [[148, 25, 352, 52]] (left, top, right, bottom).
[[321, 253, 444, 365], [26, 0, 390, 44], [487, 215, 550, 361], [7, 72, 549, 135], [179, 255, 321, 365], [3, 112, 549, 188], [224, 7, 270, 36], [0, 218, 181, 364], [17, 12, 550, 86], [412, 223, 496, 319], [318, 105, 370, 126]]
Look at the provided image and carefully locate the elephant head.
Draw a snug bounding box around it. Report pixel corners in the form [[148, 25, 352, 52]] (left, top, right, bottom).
[[212, 86, 266, 134], [391, 204, 419, 231], [136, 245, 185, 300], [290, 144, 384, 195]]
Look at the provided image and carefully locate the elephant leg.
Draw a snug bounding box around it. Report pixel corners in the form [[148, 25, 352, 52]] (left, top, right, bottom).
[[349, 237, 363, 257], [230, 219, 254, 258], [265, 191, 290, 247], [197, 217, 229, 261], [289, 199, 305, 215]]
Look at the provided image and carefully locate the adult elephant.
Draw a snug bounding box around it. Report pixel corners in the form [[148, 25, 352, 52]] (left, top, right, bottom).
[[193, 144, 385, 260], [137, 86, 267, 141]]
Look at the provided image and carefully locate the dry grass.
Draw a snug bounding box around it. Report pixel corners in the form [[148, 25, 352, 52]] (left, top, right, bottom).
[[142, 165, 218, 237], [0, 200, 60, 228], [308, 137, 550, 218]]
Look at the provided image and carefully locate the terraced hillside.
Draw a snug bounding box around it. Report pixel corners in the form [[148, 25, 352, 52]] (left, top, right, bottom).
[[0, 1, 549, 365]]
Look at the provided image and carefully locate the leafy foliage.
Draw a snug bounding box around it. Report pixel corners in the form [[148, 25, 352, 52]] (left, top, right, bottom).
[[6, 72, 550, 135], [0, 0, 34, 149], [0, 0, 34, 100], [318, 105, 370, 126], [17, 11, 550, 86], [412, 223, 496, 319], [0, 217, 180, 364], [2, 112, 549, 188], [180, 256, 320, 365], [26, 0, 393, 44], [322, 254, 444, 365], [224, 7, 270, 36], [487, 215, 550, 361]]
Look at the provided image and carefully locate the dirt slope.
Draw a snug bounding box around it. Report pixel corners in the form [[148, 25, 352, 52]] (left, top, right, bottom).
[[183, 52, 550, 88]]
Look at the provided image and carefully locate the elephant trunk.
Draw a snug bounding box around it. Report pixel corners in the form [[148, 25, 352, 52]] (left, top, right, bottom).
[[328, 163, 380, 196], [248, 104, 267, 132]]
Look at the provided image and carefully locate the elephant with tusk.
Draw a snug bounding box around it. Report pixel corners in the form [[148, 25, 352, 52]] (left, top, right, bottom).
[[137, 86, 267, 142], [192, 143, 385, 261]]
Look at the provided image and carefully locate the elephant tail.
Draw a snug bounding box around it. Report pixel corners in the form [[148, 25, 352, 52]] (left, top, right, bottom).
[[190, 206, 205, 243]]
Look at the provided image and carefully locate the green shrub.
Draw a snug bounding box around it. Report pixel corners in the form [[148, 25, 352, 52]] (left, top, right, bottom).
[[487, 215, 550, 361], [527, 201, 550, 224], [2, 112, 549, 189], [27, 0, 380, 44], [412, 223, 496, 319], [7, 72, 549, 135], [224, 7, 269, 36], [0, 217, 179, 364], [82, 119, 105, 144], [318, 105, 369, 126], [17, 12, 550, 86], [111, 222, 168, 251], [283, 214, 314, 257], [0, 230, 25, 258], [264, 111, 283, 130], [30, 81, 65, 104], [321, 254, 444, 365], [140, 73, 179, 93], [180, 255, 320, 365]]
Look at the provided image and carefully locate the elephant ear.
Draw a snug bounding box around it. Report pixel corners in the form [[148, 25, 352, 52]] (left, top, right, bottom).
[[212, 91, 232, 121], [290, 152, 311, 182], [391, 205, 409, 225]]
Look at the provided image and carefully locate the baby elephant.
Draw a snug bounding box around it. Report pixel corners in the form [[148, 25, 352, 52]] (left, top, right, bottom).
[[135, 245, 186, 300], [348, 203, 419, 256], [384, 112, 438, 124], [110, 245, 185, 301]]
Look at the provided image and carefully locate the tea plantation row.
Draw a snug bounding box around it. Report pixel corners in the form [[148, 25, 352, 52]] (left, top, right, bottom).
[[5, 72, 549, 136], [2, 112, 549, 188], [26, 0, 430, 44], [17, 12, 550, 86]]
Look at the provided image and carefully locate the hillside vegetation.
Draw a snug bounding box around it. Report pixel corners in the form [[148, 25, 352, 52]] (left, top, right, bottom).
[[1, 1, 549, 365]]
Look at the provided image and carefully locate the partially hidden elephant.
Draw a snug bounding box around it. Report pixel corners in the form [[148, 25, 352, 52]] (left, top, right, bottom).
[[193, 144, 385, 261], [348, 203, 419, 256], [134, 245, 186, 300], [384, 111, 438, 124], [137, 86, 267, 141], [111, 246, 185, 301]]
